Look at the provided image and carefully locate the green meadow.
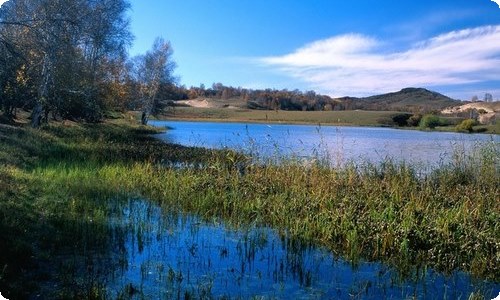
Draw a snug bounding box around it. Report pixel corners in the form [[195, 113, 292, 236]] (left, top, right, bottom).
[[161, 107, 399, 126]]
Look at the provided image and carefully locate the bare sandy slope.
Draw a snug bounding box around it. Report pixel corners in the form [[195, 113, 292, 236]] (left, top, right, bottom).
[[177, 99, 213, 108], [441, 102, 500, 114], [442, 102, 500, 125], [176, 97, 247, 109]]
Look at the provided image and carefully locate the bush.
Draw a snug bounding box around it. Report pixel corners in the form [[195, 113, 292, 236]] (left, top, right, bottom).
[[391, 113, 412, 126], [419, 114, 442, 129], [456, 119, 477, 133], [407, 114, 422, 127]]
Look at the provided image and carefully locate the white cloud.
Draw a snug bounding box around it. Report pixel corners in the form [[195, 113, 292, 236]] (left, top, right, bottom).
[[258, 26, 500, 97]]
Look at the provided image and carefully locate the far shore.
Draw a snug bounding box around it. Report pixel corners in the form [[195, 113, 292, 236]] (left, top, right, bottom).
[[148, 107, 499, 134]]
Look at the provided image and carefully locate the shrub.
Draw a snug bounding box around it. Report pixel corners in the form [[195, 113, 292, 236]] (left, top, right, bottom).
[[419, 114, 442, 129], [407, 114, 422, 127], [391, 113, 412, 126], [456, 119, 477, 133]]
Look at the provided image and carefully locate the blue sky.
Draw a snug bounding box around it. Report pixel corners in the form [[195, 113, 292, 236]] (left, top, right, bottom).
[[128, 0, 500, 100]]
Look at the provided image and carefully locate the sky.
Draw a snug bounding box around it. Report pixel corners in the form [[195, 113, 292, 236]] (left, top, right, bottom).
[[129, 1, 496, 99]]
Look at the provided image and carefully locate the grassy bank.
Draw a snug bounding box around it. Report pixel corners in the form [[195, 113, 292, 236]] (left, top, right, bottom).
[[159, 107, 500, 134], [0, 119, 498, 298], [160, 107, 400, 126]]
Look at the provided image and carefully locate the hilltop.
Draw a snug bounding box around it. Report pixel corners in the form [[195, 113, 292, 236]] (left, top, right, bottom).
[[335, 88, 460, 112]]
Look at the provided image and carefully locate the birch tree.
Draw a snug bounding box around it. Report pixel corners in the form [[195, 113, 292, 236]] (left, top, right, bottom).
[[0, 0, 131, 126], [134, 37, 176, 125]]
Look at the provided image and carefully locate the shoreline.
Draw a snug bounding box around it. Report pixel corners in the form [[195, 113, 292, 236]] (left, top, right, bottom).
[[152, 114, 500, 135]]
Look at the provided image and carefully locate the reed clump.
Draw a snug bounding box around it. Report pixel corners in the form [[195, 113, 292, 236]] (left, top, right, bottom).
[[171, 152, 498, 280], [0, 120, 498, 297]]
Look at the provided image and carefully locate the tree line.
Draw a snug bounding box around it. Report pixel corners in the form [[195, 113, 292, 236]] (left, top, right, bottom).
[[0, 0, 176, 127], [169, 83, 349, 111], [169, 84, 457, 113]]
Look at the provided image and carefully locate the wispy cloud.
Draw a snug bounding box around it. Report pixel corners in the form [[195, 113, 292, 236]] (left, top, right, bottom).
[[257, 25, 500, 97], [383, 9, 482, 43]]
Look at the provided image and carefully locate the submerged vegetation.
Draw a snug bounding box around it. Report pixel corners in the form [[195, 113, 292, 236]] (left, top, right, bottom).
[[0, 119, 498, 298]]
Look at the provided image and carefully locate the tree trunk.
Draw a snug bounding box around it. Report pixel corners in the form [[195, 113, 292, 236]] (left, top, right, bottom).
[[31, 102, 43, 128], [141, 109, 149, 125], [32, 54, 52, 128]]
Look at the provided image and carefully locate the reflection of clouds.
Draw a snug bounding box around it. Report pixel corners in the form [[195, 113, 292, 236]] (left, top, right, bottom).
[[258, 26, 500, 97]]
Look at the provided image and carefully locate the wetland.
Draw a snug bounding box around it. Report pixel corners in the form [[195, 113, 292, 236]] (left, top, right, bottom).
[[0, 119, 498, 299]]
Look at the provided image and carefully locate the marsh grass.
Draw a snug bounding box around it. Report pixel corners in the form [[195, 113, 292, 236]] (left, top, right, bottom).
[[0, 119, 498, 298]]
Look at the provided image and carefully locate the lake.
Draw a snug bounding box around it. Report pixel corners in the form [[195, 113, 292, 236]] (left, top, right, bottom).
[[150, 120, 499, 167]]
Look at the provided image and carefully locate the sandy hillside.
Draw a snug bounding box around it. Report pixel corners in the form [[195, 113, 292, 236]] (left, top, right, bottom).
[[176, 97, 247, 109], [441, 102, 500, 114], [177, 99, 214, 108], [441, 102, 499, 125]]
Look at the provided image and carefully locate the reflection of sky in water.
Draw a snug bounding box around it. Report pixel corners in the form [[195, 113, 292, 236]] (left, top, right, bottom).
[[103, 199, 498, 299], [150, 121, 499, 167]]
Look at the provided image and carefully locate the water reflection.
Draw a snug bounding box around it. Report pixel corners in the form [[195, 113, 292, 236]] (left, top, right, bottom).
[[94, 199, 497, 299]]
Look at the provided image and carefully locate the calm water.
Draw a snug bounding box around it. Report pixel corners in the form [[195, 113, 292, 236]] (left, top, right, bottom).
[[150, 120, 499, 166], [56, 199, 497, 299]]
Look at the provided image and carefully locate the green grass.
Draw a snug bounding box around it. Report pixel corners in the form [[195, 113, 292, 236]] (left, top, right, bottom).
[[0, 119, 498, 298]]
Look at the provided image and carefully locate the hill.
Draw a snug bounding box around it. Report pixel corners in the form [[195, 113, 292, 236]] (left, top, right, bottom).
[[336, 88, 460, 112]]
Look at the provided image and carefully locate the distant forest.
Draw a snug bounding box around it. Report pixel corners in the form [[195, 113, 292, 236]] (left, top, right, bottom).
[[169, 83, 343, 111], [165, 84, 460, 113]]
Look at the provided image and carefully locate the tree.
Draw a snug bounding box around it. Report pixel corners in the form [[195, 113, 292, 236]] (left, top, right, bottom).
[[419, 114, 442, 129], [0, 21, 33, 120], [133, 37, 176, 125], [0, 0, 132, 126], [391, 113, 412, 127], [407, 114, 422, 127], [484, 93, 493, 103], [78, 0, 132, 121], [456, 119, 477, 133]]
